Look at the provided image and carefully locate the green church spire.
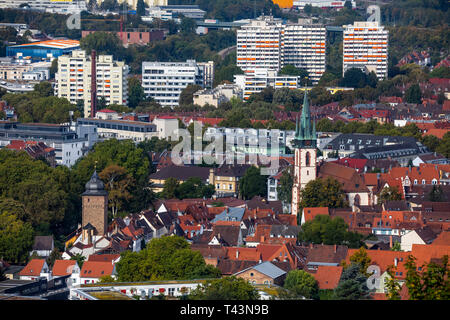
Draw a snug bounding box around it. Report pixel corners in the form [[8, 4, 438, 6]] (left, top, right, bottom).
[[293, 87, 317, 149]]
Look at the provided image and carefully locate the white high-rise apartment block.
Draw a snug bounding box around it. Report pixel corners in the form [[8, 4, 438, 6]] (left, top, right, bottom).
[[141, 60, 213, 108], [236, 16, 326, 84], [0, 0, 87, 14], [236, 16, 283, 72], [343, 21, 388, 80], [281, 20, 326, 83], [55, 50, 129, 117]]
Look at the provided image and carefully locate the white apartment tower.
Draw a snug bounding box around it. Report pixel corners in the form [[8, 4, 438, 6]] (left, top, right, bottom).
[[141, 60, 213, 108], [343, 21, 389, 80], [281, 21, 326, 83], [236, 16, 326, 84], [236, 16, 283, 72], [55, 50, 129, 117]]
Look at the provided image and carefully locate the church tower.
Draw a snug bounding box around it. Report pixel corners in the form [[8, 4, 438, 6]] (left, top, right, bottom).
[[291, 89, 317, 217], [81, 170, 108, 240]]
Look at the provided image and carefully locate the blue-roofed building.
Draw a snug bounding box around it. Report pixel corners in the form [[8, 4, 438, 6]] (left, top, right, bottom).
[[7, 40, 80, 59], [211, 207, 246, 223]]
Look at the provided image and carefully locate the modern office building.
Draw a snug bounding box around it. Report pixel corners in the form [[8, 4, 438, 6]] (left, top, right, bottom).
[[76, 118, 157, 142], [342, 21, 389, 80], [141, 60, 213, 108], [236, 16, 327, 84], [0, 121, 97, 167], [6, 40, 80, 60], [234, 68, 299, 100], [55, 50, 129, 117], [0, 0, 87, 14], [281, 20, 326, 83]]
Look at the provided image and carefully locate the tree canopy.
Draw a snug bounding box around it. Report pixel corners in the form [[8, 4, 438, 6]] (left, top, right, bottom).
[[115, 236, 221, 281], [188, 276, 260, 300]]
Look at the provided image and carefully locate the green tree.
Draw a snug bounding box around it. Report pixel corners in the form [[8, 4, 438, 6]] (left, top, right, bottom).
[[298, 215, 364, 248], [136, 0, 146, 16], [349, 247, 372, 276], [277, 168, 293, 204], [436, 132, 450, 158], [333, 263, 371, 300], [116, 236, 220, 281], [70, 253, 85, 269], [128, 77, 146, 109], [395, 255, 450, 300], [427, 185, 445, 202], [179, 84, 202, 106], [180, 17, 197, 34], [34, 81, 54, 97], [160, 177, 179, 199], [404, 84, 422, 104], [378, 186, 402, 204], [188, 276, 260, 300], [341, 68, 368, 88], [279, 64, 308, 78], [46, 248, 62, 268], [99, 165, 135, 217], [239, 166, 267, 200], [0, 211, 34, 264], [299, 177, 347, 209], [283, 270, 319, 299]]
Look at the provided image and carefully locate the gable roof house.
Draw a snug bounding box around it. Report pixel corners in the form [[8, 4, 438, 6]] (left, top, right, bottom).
[[233, 261, 287, 286], [19, 259, 51, 281], [311, 265, 344, 290], [400, 226, 437, 251], [30, 236, 54, 258], [318, 162, 373, 207], [303, 244, 348, 273], [79, 261, 117, 285], [51, 260, 80, 287]]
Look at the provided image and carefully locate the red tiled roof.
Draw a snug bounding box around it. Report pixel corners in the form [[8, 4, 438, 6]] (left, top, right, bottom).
[[302, 207, 329, 223], [431, 230, 450, 246], [227, 247, 260, 261], [97, 108, 117, 114], [330, 157, 368, 172], [80, 261, 115, 278], [19, 259, 46, 276], [345, 249, 410, 280], [52, 260, 77, 277], [87, 254, 120, 263], [423, 128, 450, 139], [410, 244, 450, 267], [312, 266, 343, 290]]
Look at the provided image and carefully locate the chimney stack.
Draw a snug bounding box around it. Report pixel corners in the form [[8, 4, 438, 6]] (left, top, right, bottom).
[[389, 235, 393, 248], [334, 244, 337, 253], [236, 249, 239, 259]]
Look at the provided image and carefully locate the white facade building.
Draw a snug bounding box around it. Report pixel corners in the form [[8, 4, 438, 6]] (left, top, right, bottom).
[[236, 16, 327, 84], [234, 68, 299, 100], [343, 21, 389, 80], [55, 50, 129, 117], [281, 21, 326, 83], [153, 116, 179, 140], [237, 16, 283, 72], [141, 60, 213, 108], [293, 0, 356, 9], [0, 0, 87, 14]]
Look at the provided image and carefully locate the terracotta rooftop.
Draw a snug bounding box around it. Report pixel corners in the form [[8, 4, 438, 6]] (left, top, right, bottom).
[[312, 265, 343, 290], [80, 261, 115, 278], [19, 259, 46, 277], [52, 260, 77, 277]]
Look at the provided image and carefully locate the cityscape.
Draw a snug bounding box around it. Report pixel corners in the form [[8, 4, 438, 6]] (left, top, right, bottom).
[[0, 0, 449, 305]]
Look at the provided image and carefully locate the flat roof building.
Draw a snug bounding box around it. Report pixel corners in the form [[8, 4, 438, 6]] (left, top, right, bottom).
[[6, 40, 80, 59]]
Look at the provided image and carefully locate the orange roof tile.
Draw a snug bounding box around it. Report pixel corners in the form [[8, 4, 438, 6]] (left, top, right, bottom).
[[423, 128, 450, 139], [302, 207, 329, 223], [19, 259, 46, 276], [312, 266, 343, 290], [80, 261, 115, 278], [227, 247, 260, 261], [431, 231, 450, 246], [87, 254, 120, 263], [52, 260, 77, 277], [410, 244, 450, 267]]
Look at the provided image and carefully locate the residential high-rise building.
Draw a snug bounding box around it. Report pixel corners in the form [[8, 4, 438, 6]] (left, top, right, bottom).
[[55, 50, 129, 117], [342, 21, 388, 80], [281, 20, 326, 83], [141, 60, 213, 108], [236, 16, 283, 72], [236, 16, 326, 84]]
